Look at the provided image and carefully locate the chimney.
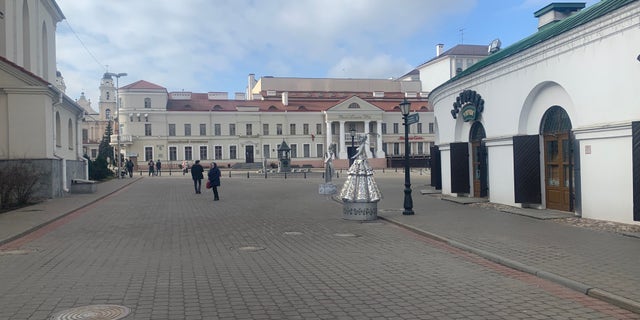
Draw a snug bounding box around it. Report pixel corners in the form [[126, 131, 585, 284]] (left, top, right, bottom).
[[282, 92, 289, 106], [436, 44, 444, 57], [534, 2, 585, 30]]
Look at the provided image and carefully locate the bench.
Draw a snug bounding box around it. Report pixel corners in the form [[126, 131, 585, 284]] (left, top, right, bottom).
[[70, 179, 97, 194]]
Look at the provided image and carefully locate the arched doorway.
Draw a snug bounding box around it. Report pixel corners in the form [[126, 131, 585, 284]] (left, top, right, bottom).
[[470, 122, 487, 197], [540, 106, 573, 211]]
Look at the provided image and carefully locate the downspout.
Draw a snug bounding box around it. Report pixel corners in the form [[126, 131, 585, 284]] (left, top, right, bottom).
[[49, 85, 69, 192]]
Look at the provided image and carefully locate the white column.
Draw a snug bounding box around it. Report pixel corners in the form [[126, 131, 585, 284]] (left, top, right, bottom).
[[326, 120, 332, 155], [376, 121, 385, 158], [339, 121, 347, 159]]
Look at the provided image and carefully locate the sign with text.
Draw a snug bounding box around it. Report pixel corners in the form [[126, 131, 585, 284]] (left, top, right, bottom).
[[406, 113, 419, 125]]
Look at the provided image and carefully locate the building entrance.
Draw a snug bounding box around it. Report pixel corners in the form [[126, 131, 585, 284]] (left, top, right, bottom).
[[541, 106, 573, 212]]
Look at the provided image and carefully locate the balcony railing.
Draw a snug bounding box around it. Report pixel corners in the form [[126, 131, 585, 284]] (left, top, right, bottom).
[[110, 135, 133, 144]]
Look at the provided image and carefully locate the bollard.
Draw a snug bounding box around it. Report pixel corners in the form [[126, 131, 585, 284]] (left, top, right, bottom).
[[304, 172, 307, 179], [322, 172, 325, 179], [229, 171, 231, 178], [284, 173, 287, 179], [247, 172, 250, 179], [395, 167, 398, 173], [265, 171, 267, 179], [383, 168, 385, 173]]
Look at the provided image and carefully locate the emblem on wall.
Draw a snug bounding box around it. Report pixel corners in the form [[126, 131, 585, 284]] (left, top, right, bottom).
[[451, 89, 484, 122]]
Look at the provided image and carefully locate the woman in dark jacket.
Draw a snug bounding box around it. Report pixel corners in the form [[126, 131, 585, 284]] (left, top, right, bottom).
[[208, 162, 221, 201]]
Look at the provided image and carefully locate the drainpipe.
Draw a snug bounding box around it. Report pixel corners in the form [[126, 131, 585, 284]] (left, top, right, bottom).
[[49, 85, 69, 192]]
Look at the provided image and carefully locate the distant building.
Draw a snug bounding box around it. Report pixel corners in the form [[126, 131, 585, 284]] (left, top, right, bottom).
[[430, 0, 640, 225], [107, 75, 434, 170], [0, 0, 86, 198]]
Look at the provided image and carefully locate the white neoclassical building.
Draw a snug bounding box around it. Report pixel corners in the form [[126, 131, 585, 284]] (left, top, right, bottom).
[[0, 0, 86, 198], [101, 74, 435, 171], [429, 0, 640, 224]]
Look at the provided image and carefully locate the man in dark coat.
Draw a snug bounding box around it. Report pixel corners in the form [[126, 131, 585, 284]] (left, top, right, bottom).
[[190, 160, 204, 194], [125, 159, 134, 178], [208, 162, 221, 201], [155, 160, 162, 176]]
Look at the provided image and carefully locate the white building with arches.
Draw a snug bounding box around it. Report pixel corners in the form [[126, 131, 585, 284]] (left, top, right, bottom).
[[429, 0, 640, 224], [0, 0, 86, 198]]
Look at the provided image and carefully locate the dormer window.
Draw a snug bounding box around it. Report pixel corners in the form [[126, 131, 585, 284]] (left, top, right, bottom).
[[348, 103, 360, 109]]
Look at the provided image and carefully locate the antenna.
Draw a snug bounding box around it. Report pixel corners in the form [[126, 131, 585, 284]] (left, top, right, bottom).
[[459, 28, 465, 44]]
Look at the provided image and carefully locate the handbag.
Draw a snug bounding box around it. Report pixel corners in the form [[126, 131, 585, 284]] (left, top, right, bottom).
[[206, 180, 212, 189]]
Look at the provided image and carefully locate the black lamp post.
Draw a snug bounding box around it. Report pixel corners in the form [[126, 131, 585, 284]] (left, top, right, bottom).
[[400, 98, 414, 215], [349, 126, 356, 166]]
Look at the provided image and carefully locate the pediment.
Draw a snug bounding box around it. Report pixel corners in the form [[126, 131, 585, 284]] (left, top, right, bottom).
[[327, 96, 383, 112]]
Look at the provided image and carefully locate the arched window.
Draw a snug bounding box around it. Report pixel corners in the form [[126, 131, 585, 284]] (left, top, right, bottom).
[[540, 106, 572, 134], [55, 112, 61, 147], [213, 105, 223, 111], [469, 121, 486, 142], [68, 119, 73, 149], [22, 1, 31, 70], [298, 105, 307, 111], [348, 103, 360, 109], [106, 91, 110, 100], [105, 109, 111, 120], [268, 105, 278, 111], [144, 97, 151, 108]]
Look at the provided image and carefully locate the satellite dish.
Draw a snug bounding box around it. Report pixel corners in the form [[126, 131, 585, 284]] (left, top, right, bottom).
[[488, 38, 501, 54]]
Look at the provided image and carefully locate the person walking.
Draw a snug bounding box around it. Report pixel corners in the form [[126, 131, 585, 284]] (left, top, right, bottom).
[[155, 159, 162, 176], [126, 159, 134, 178], [148, 159, 155, 176], [208, 162, 221, 201], [190, 160, 205, 194]]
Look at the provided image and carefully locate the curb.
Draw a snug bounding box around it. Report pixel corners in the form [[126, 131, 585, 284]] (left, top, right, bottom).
[[378, 215, 640, 315]]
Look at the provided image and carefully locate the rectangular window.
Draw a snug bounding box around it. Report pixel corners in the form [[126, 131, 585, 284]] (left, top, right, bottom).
[[316, 124, 322, 135], [393, 143, 400, 155], [381, 123, 387, 134], [393, 123, 399, 134], [229, 124, 236, 136], [169, 124, 176, 136], [200, 146, 207, 160], [417, 123, 423, 134], [91, 149, 97, 158], [184, 146, 193, 160], [169, 146, 177, 161], [230, 145, 237, 159], [382, 143, 387, 154], [303, 144, 310, 157], [184, 124, 191, 136], [290, 144, 297, 158], [429, 123, 434, 134], [246, 124, 252, 136], [145, 146, 153, 161], [316, 144, 323, 158], [303, 124, 309, 135], [200, 124, 206, 136], [214, 124, 221, 136], [417, 142, 424, 154], [277, 124, 283, 135], [263, 124, 269, 135], [82, 129, 88, 143], [214, 146, 222, 160], [145, 124, 152, 136], [263, 145, 270, 159], [290, 124, 296, 135]]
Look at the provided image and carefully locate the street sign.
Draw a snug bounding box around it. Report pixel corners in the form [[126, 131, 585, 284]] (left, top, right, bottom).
[[407, 113, 419, 125]]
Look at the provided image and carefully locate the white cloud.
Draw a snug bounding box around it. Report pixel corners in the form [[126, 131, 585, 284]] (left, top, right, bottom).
[[55, 0, 475, 104]]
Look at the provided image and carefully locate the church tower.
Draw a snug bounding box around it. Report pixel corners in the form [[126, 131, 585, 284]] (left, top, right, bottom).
[[98, 73, 117, 121]]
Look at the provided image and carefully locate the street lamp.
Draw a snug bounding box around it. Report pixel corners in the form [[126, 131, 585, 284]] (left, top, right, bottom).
[[400, 98, 414, 215], [349, 125, 356, 166], [105, 72, 127, 178]]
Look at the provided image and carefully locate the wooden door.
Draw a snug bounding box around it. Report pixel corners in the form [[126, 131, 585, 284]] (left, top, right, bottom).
[[472, 141, 487, 197], [544, 133, 571, 211]]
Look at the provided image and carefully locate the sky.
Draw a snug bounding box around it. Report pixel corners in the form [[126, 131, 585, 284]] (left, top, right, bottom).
[[55, 0, 598, 110]]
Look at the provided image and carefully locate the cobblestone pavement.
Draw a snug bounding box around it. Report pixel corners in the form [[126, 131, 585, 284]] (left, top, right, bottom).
[[0, 176, 638, 319]]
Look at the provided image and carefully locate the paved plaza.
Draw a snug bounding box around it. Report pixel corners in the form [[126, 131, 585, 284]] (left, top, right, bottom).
[[0, 172, 638, 319]]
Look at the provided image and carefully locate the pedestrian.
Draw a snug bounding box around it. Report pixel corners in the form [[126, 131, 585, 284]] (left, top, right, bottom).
[[182, 160, 187, 175], [208, 162, 221, 201], [155, 159, 162, 176], [190, 160, 204, 194], [148, 159, 155, 176], [126, 159, 134, 178]]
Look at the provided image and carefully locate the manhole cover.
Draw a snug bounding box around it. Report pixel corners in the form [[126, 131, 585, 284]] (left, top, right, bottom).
[[333, 233, 360, 237], [238, 246, 266, 252], [49, 305, 130, 320], [283, 231, 303, 236]]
